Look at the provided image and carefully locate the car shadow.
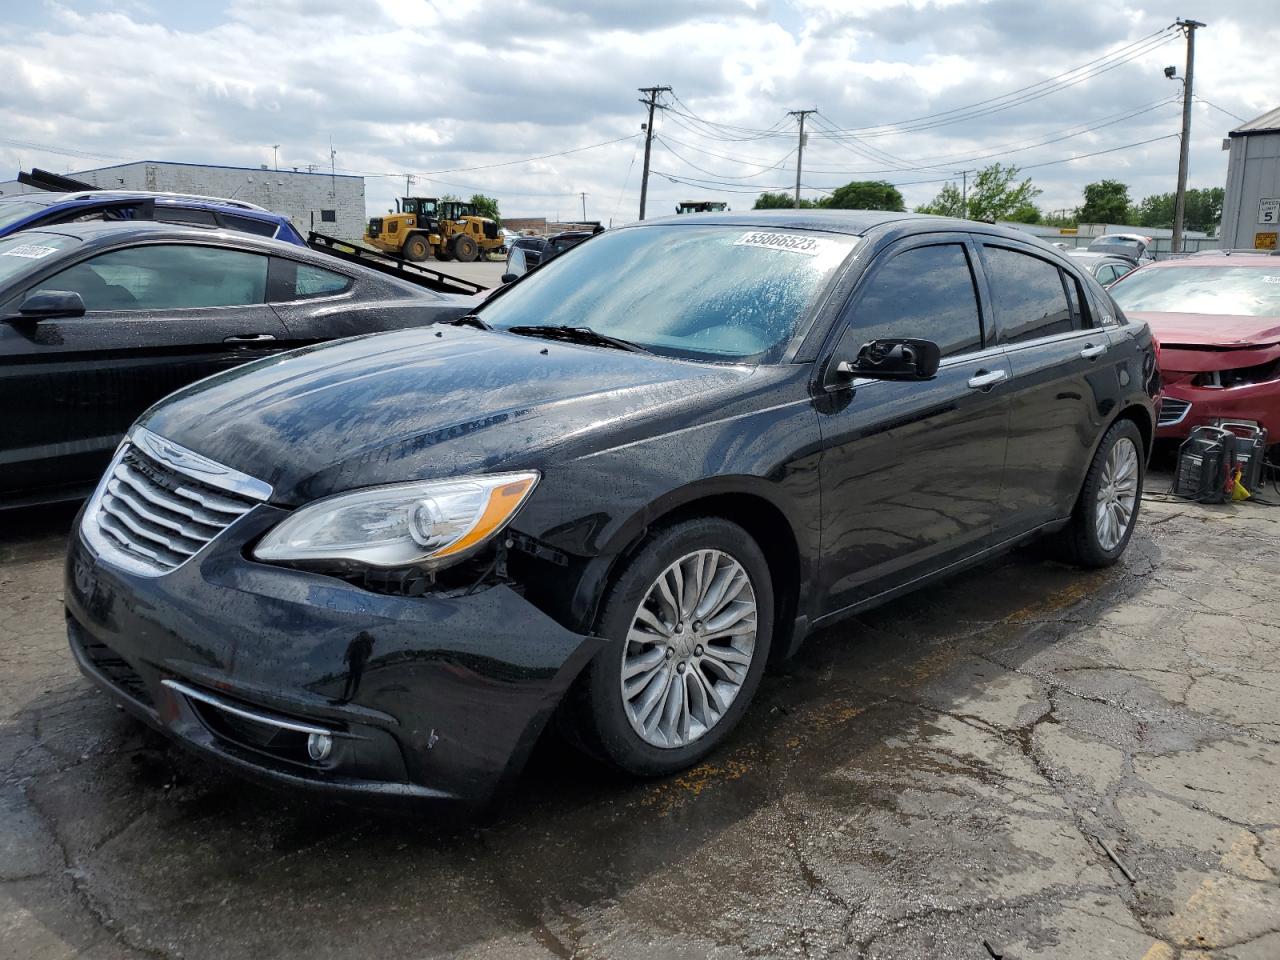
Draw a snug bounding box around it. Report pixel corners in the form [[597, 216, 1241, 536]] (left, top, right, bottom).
[[2, 512, 1166, 957]]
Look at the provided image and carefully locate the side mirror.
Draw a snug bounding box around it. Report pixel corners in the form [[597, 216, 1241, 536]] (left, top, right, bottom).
[[14, 290, 86, 321], [500, 273, 518, 285], [836, 337, 941, 383]]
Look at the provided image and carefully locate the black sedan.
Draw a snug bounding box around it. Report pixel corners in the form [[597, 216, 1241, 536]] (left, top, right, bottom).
[[1, 222, 471, 507], [65, 211, 1158, 807]]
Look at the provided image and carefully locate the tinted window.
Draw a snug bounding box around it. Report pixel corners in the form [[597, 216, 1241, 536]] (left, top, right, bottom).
[[320, 209, 337, 223], [480, 225, 859, 362], [0, 232, 80, 286], [155, 207, 217, 227], [982, 246, 1075, 343], [43, 245, 268, 311], [55, 203, 146, 225], [846, 244, 982, 357], [219, 213, 278, 238], [294, 263, 351, 297]]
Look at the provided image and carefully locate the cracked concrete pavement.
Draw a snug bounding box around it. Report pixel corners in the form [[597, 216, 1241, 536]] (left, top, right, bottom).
[[2, 482, 1278, 959]]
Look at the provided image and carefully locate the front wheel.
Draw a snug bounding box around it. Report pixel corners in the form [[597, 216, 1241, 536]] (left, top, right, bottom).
[[1061, 419, 1144, 567], [571, 518, 773, 776], [403, 235, 430, 262]]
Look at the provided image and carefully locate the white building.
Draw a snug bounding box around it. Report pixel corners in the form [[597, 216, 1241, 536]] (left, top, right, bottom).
[[1220, 106, 1280, 251], [0, 161, 366, 241]]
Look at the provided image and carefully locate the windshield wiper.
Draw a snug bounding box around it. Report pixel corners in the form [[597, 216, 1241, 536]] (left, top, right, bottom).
[[441, 314, 492, 330], [506, 324, 651, 354]]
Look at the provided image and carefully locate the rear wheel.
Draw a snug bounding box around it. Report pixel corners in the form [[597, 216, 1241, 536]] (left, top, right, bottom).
[[453, 234, 479, 262], [1060, 419, 1144, 567], [403, 234, 430, 262], [571, 518, 772, 776]]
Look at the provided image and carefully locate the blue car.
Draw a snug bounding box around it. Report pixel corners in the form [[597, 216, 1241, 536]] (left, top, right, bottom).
[[0, 191, 305, 245]]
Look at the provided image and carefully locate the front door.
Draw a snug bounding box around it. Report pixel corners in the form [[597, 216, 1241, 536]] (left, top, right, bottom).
[[0, 242, 287, 501], [814, 236, 1011, 617]]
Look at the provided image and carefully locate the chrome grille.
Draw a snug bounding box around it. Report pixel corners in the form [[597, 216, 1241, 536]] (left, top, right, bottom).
[[1158, 397, 1191, 427], [82, 427, 271, 577]]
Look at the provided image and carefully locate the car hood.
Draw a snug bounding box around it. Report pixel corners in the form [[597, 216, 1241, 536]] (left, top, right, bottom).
[[1128, 310, 1280, 348], [138, 327, 755, 505]]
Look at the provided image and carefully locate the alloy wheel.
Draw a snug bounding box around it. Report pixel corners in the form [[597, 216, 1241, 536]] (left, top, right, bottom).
[[620, 549, 758, 748], [1095, 436, 1139, 551]]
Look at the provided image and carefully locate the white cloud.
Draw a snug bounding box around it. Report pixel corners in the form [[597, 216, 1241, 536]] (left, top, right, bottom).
[[0, 0, 1273, 222]]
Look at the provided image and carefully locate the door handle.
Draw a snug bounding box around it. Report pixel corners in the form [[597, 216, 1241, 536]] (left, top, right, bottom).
[[223, 334, 277, 344], [1079, 342, 1107, 359], [967, 369, 1008, 390]]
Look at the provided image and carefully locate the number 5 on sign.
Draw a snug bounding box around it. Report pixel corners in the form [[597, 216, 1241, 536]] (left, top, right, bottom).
[[1260, 198, 1280, 225]]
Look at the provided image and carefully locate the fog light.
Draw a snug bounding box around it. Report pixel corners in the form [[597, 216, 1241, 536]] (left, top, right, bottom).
[[307, 732, 333, 762]]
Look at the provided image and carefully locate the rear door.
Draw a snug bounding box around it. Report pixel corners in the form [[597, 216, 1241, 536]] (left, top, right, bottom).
[[815, 235, 1012, 614], [0, 242, 287, 500], [976, 241, 1113, 533]]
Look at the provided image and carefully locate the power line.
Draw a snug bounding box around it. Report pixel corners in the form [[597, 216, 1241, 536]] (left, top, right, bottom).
[[665, 27, 1177, 145], [654, 136, 794, 180], [1193, 96, 1246, 124], [414, 134, 641, 175]]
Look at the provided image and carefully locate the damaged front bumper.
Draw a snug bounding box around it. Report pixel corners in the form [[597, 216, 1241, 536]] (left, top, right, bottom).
[[64, 505, 601, 806]]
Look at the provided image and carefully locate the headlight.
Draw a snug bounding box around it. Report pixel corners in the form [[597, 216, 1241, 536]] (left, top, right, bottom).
[[254, 472, 538, 570]]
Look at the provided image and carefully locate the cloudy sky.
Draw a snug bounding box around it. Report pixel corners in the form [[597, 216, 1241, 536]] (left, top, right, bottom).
[[0, 0, 1275, 223]]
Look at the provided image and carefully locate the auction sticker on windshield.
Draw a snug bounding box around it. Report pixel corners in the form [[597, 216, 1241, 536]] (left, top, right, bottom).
[[2, 244, 59, 259], [734, 231, 852, 257]]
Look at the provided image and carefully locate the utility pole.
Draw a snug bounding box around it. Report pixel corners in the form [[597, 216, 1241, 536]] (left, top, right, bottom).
[[271, 145, 280, 171], [953, 169, 975, 218], [405, 173, 414, 197], [637, 85, 670, 221], [788, 108, 817, 209], [580, 191, 588, 221], [1171, 18, 1205, 254]]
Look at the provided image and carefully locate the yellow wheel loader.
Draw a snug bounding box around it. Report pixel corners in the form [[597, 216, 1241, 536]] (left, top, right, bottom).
[[364, 197, 504, 263]]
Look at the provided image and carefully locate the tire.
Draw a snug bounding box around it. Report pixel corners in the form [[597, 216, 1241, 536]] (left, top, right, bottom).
[[403, 235, 430, 262], [570, 517, 773, 776], [452, 234, 479, 263], [1059, 418, 1145, 568]]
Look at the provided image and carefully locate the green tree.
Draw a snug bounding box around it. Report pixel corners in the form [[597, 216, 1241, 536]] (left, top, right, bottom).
[[824, 179, 905, 211], [915, 182, 964, 217], [468, 193, 501, 221], [1135, 188, 1224, 234], [1079, 180, 1131, 224], [1006, 203, 1042, 224], [916, 164, 1040, 221], [753, 191, 820, 209]]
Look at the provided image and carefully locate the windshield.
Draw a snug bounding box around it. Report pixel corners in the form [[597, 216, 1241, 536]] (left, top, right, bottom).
[[0, 232, 80, 285], [1091, 237, 1142, 253], [0, 199, 51, 230], [479, 225, 859, 362], [1110, 265, 1280, 318]]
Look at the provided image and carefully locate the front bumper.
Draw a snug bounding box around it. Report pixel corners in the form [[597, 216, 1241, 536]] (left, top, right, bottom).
[[1156, 381, 1280, 440], [64, 505, 600, 805]]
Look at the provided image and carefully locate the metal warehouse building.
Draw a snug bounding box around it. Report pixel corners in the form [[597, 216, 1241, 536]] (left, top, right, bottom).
[[0, 161, 366, 241], [1220, 105, 1280, 251]]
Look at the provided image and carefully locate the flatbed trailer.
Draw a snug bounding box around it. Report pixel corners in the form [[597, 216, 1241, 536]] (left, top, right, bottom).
[[307, 231, 487, 297]]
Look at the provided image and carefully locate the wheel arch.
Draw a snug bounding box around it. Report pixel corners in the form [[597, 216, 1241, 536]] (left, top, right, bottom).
[[571, 481, 808, 666]]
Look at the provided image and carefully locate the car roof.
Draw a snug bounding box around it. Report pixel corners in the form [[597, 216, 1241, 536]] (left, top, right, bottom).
[[629, 208, 1054, 246], [0, 190, 272, 215], [15, 220, 311, 258]]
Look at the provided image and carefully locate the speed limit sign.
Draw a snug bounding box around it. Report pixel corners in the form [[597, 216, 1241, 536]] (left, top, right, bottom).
[[1261, 198, 1280, 225]]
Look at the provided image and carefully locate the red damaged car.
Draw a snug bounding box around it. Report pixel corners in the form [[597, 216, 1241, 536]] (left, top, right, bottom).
[[1108, 252, 1280, 440]]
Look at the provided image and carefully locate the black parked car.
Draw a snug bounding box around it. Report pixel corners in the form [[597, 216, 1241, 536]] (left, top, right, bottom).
[[1, 222, 471, 507], [503, 230, 594, 279], [65, 211, 1157, 807]]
